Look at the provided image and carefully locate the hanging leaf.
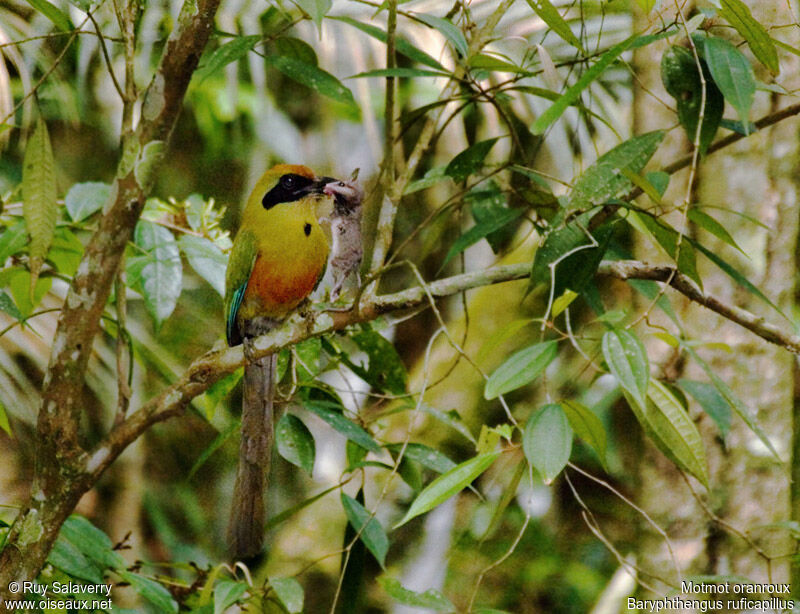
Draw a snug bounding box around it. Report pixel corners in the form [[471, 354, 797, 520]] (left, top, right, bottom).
[[294, 0, 331, 28], [484, 340, 558, 399], [0, 222, 28, 264], [677, 379, 733, 438], [133, 220, 182, 329], [532, 35, 637, 134], [560, 400, 608, 468], [627, 211, 702, 289], [523, 403, 572, 483], [524, 0, 584, 52], [687, 208, 745, 254], [65, 181, 111, 222], [379, 577, 455, 612], [303, 400, 381, 452], [719, 0, 779, 74], [385, 443, 457, 474], [265, 55, 359, 111], [416, 14, 468, 58], [569, 131, 665, 210], [468, 182, 520, 252], [396, 452, 499, 527], [276, 413, 315, 475], [270, 577, 304, 613], [0, 400, 11, 437], [343, 328, 407, 394], [341, 493, 389, 568], [49, 227, 84, 276], [194, 35, 261, 83], [118, 571, 179, 614], [468, 54, 531, 75], [22, 116, 58, 299], [213, 580, 248, 614], [178, 235, 227, 296], [704, 36, 755, 133], [445, 138, 499, 183], [602, 328, 649, 410], [27, 0, 72, 32], [0, 291, 22, 320], [420, 404, 477, 444], [442, 208, 524, 268]]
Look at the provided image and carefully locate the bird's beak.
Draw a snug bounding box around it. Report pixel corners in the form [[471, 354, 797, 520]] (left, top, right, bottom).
[[310, 176, 338, 194]]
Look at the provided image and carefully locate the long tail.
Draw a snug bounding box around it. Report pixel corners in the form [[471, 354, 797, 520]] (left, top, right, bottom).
[[227, 342, 276, 561]]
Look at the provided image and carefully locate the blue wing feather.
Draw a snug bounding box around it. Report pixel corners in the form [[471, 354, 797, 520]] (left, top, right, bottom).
[[226, 283, 248, 346]]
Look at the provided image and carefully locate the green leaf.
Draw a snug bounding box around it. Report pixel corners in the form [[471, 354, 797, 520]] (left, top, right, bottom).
[[27, 0, 72, 31], [442, 208, 524, 267], [687, 208, 744, 254], [396, 452, 499, 527], [23, 116, 58, 298], [524, 0, 583, 52], [8, 268, 51, 317], [48, 535, 103, 583], [379, 577, 455, 612], [213, 580, 247, 614], [484, 340, 558, 399], [61, 515, 125, 570], [304, 400, 381, 452], [294, 0, 331, 27], [385, 443, 456, 474], [341, 493, 389, 568], [333, 17, 445, 70], [270, 577, 304, 613], [349, 328, 407, 394], [118, 570, 179, 614], [265, 483, 342, 531], [678, 379, 732, 438], [0, 222, 28, 264], [602, 328, 649, 410], [276, 413, 315, 474], [635, 0, 656, 12], [275, 37, 318, 66], [0, 400, 10, 437], [65, 181, 111, 222], [467, 182, 519, 253], [195, 35, 261, 83], [532, 34, 637, 134], [560, 400, 607, 468], [416, 14, 468, 57], [629, 211, 701, 288], [420, 404, 476, 444], [640, 380, 709, 487], [188, 422, 239, 478], [468, 54, 531, 75], [719, 0, 779, 74], [178, 234, 227, 296], [134, 220, 182, 328], [523, 403, 572, 483], [0, 291, 22, 320], [50, 227, 84, 276], [704, 36, 755, 132], [569, 131, 665, 210], [405, 166, 448, 194], [646, 171, 670, 197], [445, 138, 499, 183], [265, 55, 358, 110], [351, 68, 448, 79]]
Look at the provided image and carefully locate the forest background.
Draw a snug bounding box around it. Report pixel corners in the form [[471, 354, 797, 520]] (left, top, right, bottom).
[[1, 0, 800, 612]]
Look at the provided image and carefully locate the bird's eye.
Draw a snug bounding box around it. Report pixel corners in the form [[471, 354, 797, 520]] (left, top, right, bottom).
[[281, 175, 296, 189]]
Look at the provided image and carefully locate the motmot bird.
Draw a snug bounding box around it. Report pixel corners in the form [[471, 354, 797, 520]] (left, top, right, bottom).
[[224, 164, 334, 560]]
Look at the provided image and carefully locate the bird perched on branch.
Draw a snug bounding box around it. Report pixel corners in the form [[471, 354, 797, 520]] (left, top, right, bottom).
[[224, 164, 334, 561], [323, 172, 364, 301]]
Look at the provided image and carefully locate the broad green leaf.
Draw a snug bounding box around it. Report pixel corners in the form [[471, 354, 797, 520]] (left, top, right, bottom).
[[49, 227, 84, 276], [687, 208, 744, 254], [678, 379, 732, 438], [265, 55, 358, 110], [118, 571, 179, 614], [560, 400, 607, 468], [8, 268, 51, 318], [0, 291, 22, 320], [341, 493, 389, 567], [27, 0, 72, 31], [294, 0, 331, 28], [276, 413, 315, 474], [178, 234, 227, 296], [270, 577, 304, 613], [342, 328, 407, 394], [23, 116, 58, 298], [704, 36, 755, 132], [719, 0, 779, 74], [523, 403, 572, 483], [379, 577, 455, 612], [65, 181, 111, 222], [396, 452, 499, 527], [304, 400, 381, 452], [0, 222, 28, 263], [525, 0, 583, 52], [195, 35, 261, 83], [532, 35, 637, 134], [333, 17, 445, 70], [275, 37, 318, 66], [445, 138, 499, 183], [635, 0, 656, 12], [646, 171, 670, 197], [351, 68, 448, 79], [295, 337, 321, 381], [569, 131, 665, 210], [416, 14, 468, 57], [214, 580, 247, 614], [442, 208, 524, 267], [628, 211, 701, 288], [196, 369, 242, 420], [48, 535, 102, 583], [477, 318, 535, 364], [61, 515, 125, 570], [467, 181, 520, 252], [602, 329, 649, 409], [188, 422, 239, 478], [404, 166, 448, 194], [484, 340, 558, 399], [134, 221, 182, 328], [551, 289, 578, 317], [641, 380, 709, 487], [385, 443, 456, 474], [468, 54, 531, 74], [420, 404, 476, 444]]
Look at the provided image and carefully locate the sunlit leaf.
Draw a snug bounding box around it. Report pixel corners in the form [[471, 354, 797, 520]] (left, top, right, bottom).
[[560, 400, 607, 468], [468, 54, 531, 75], [341, 493, 389, 568], [416, 14, 468, 57], [704, 36, 755, 132], [270, 577, 304, 613], [178, 235, 227, 296], [602, 328, 649, 410], [484, 340, 558, 399], [523, 403, 572, 483], [134, 220, 182, 329], [27, 0, 72, 31], [304, 400, 381, 452], [213, 580, 247, 614], [379, 577, 455, 612], [0, 400, 10, 437], [396, 452, 499, 527], [265, 55, 358, 111], [118, 570, 179, 614], [345, 328, 407, 394], [524, 0, 583, 52], [195, 35, 261, 83], [719, 0, 779, 74], [0, 222, 28, 264], [385, 443, 456, 474], [687, 208, 744, 254], [0, 291, 22, 321], [275, 37, 318, 66], [276, 413, 315, 474], [65, 181, 111, 222]]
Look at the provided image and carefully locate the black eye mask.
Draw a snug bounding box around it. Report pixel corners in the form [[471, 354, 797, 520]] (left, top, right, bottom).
[[261, 174, 318, 209]]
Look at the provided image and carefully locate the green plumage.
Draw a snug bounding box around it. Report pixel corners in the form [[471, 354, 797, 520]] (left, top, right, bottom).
[[224, 229, 258, 346]]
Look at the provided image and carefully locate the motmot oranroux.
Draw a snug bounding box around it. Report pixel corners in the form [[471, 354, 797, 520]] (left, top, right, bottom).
[[224, 164, 335, 561]]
